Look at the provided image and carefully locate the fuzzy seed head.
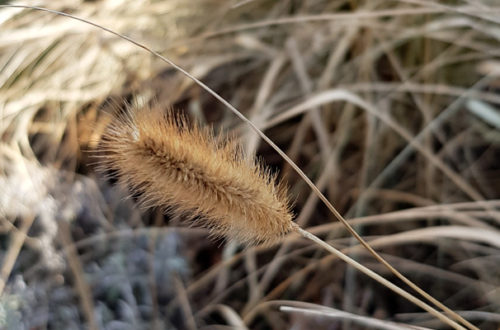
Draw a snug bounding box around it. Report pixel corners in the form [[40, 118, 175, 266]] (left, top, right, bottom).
[[98, 105, 296, 245]]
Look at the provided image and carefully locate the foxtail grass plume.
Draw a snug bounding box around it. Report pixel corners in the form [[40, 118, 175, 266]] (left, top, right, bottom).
[[98, 105, 296, 245]]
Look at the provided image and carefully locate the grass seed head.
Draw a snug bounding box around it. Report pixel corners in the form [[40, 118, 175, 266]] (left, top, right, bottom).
[[98, 104, 296, 245]]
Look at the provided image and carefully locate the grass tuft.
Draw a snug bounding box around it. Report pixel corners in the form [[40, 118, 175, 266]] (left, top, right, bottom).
[[98, 104, 296, 246]]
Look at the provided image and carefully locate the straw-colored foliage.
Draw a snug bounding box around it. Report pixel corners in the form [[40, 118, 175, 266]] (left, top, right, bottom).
[[0, 0, 499, 329]]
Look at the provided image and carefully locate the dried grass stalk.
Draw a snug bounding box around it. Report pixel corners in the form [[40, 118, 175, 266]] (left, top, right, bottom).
[[4, 5, 470, 328], [98, 104, 467, 330], [98, 105, 296, 245]]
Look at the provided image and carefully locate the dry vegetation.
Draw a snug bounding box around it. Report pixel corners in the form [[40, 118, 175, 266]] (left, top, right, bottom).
[[1, 0, 500, 329]]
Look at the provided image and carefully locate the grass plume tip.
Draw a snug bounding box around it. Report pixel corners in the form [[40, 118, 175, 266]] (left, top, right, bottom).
[[98, 105, 296, 246]]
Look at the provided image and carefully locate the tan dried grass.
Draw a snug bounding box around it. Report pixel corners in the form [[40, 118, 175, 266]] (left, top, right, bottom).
[[98, 104, 295, 245], [1, 2, 498, 330], [95, 102, 467, 329]]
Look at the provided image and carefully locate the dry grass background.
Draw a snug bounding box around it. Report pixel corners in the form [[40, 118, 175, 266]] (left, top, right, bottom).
[[1, 0, 500, 329]]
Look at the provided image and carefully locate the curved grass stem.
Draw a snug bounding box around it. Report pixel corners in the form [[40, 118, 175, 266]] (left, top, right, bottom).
[[295, 227, 467, 330]]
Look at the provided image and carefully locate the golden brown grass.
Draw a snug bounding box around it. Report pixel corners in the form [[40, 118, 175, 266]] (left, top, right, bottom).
[[1, 1, 499, 329], [96, 102, 468, 329], [98, 104, 295, 246]]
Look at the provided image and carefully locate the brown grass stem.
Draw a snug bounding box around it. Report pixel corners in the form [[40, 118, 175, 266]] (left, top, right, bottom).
[[295, 227, 466, 330], [58, 221, 98, 330], [0, 214, 35, 296]]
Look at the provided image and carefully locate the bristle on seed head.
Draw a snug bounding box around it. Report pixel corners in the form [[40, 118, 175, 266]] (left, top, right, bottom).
[[98, 105, 296, 245]]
